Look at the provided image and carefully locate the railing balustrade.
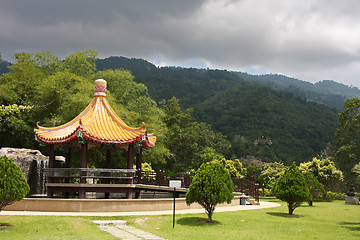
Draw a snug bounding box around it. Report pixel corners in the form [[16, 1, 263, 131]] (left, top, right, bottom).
[[43, 168, 259, 201]]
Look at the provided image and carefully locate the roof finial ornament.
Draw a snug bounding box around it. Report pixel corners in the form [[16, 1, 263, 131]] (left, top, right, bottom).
[[94, 79, 107, 97]]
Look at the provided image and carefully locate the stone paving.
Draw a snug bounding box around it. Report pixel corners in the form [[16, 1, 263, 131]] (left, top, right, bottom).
[[94, 220, 166, 240]]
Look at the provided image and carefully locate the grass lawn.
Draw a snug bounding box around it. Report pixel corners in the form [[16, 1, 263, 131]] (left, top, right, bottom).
[[0, 215, 122, 240], [0, 198, 359, 239], [128, 198, 360, 240]]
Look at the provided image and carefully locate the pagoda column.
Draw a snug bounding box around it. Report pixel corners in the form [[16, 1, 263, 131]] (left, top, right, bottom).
[[47, 144, 55, 198], [64, 147, 72, 198], [126, 144, 135, 199], [65, 147, 72, 168], [135, 148, 143, 199], [105, 148, 112, 199], [79, 142, 88, 199]]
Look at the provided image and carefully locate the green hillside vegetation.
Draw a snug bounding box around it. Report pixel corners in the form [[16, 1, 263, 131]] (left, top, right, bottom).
[[96, 57, 339, 163], [0, 53, 342, 167], [235, 72, 360, 111], [195, 83, 337, 164]]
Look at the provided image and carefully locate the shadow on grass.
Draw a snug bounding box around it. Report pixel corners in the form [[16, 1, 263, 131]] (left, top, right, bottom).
[[339, 222, 360, 232], [266, 212, 303, 218], [0, 222, 11, 230], [177, 217, 221, 226]]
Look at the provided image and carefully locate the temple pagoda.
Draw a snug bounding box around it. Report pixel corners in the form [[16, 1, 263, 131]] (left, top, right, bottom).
[[34, 79, 156, 199]]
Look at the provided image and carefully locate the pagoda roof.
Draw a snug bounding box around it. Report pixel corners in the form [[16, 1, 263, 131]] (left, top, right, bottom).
[[34, 79, 156, 150]]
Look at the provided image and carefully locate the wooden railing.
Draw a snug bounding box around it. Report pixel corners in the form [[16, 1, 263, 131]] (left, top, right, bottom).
[[44, 168, 136, 183], [232, 177, 260, 202], [43, 168, 259, 201]]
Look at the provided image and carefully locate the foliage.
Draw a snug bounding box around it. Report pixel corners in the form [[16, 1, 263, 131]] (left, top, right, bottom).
[[299, 157, 344, 192], [95, 57, 340, 164], [0, 51, 169, 170], [261, 161, 287, 190], [0, 155, 30, 211], [199, 147, 224, 164], [235, 72, 360, 112], [352, 163, 360, 186], [325, 191, 347, 200], [302, 172, 325, 206], [160, 97, 231, 172], [186, 161, 234, 222], [213, 158, 245, 178], [0, 104, 32, 126], [273, 162, 311, 215], [335, 97, 360, 179], [0, 51, 97, 149], [245, 163, 264, 185], [196, 83, 337, 164]]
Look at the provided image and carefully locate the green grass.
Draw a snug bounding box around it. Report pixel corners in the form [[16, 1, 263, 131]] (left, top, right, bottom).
[[128, 198, 360, 240], [0, 199, 359, 240], [0, 216, 123, 240]]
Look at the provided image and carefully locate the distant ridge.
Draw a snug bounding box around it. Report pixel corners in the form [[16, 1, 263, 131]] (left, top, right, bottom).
[[95, 56, 339, 163]]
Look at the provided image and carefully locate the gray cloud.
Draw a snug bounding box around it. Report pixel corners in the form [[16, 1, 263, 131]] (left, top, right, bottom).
[[1, 0, 360, 87]]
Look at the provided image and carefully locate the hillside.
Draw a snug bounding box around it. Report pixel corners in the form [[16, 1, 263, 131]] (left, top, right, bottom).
[[0, 59, 11, 74], [234, 72, 360, 111], [0, 55, 341, 163], [194, 83, 337, 164], [95, 56, 339, 163]]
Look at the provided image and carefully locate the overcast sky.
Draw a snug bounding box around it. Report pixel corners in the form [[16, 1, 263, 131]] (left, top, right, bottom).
[[1, 0, 360, 87]]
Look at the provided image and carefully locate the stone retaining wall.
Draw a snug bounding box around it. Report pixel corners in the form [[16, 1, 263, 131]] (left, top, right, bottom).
[[4, 196, 242, 212]]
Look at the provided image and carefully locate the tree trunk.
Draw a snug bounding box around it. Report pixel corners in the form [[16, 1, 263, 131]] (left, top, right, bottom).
[[206, 205, 215, 222], [207, 210, 213, 222], [288, 203, 294, 215]]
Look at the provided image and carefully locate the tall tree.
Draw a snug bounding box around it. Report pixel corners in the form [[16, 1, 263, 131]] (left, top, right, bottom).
[[335, 97, 360, 177], [161, 97, 230, 172]]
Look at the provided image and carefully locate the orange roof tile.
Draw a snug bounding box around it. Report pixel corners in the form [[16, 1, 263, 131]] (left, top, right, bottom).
[[34, 79, 156, 150]]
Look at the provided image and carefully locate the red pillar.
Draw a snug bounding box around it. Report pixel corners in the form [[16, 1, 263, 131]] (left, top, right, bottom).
[[135, 148, 143, 199], [79, 142, 88, 199], [126, 144, 135, 199], [105, 147, 112, 199]]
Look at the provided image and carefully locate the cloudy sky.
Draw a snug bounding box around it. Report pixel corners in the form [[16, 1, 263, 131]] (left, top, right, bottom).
[[1, 0, 360, 87]]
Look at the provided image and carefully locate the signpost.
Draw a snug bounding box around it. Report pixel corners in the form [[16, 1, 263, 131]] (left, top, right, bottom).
[[169, 180, 181, 228]]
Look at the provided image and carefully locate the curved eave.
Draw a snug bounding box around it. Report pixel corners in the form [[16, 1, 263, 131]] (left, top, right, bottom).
[[142, 135, 156, 149]]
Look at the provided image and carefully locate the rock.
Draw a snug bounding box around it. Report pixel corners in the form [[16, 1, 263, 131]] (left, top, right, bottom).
[[0, 147, 47, 180], [345, 196, 359, 204], [0, 147, 64, 180]]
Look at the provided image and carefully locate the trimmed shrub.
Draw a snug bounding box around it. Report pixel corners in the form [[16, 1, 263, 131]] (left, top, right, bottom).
[[186, 161, 234, 222], [0, 155, 30, 211], [273, 162, 311, 215]]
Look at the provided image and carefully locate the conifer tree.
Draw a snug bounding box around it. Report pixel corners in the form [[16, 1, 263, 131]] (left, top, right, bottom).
[[0, 155, 30, 211], [186, 161, 234, 222], [273, 162, 311, 215]]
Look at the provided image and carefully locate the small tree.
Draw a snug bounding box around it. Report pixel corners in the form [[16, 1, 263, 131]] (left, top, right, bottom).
[[299, 157, 343, 192], [0, 155, 30, 211], [273, 162, 311, 215], [302, 172, 325, 206], [186, 161, 234, 222]]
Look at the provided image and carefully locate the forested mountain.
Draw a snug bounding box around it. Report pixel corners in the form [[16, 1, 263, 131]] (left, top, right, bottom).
[[195, 83, 337, 164], [95, 56, 339, 164], [234, 72, 360, 111], [0, 59, 11, 74]]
